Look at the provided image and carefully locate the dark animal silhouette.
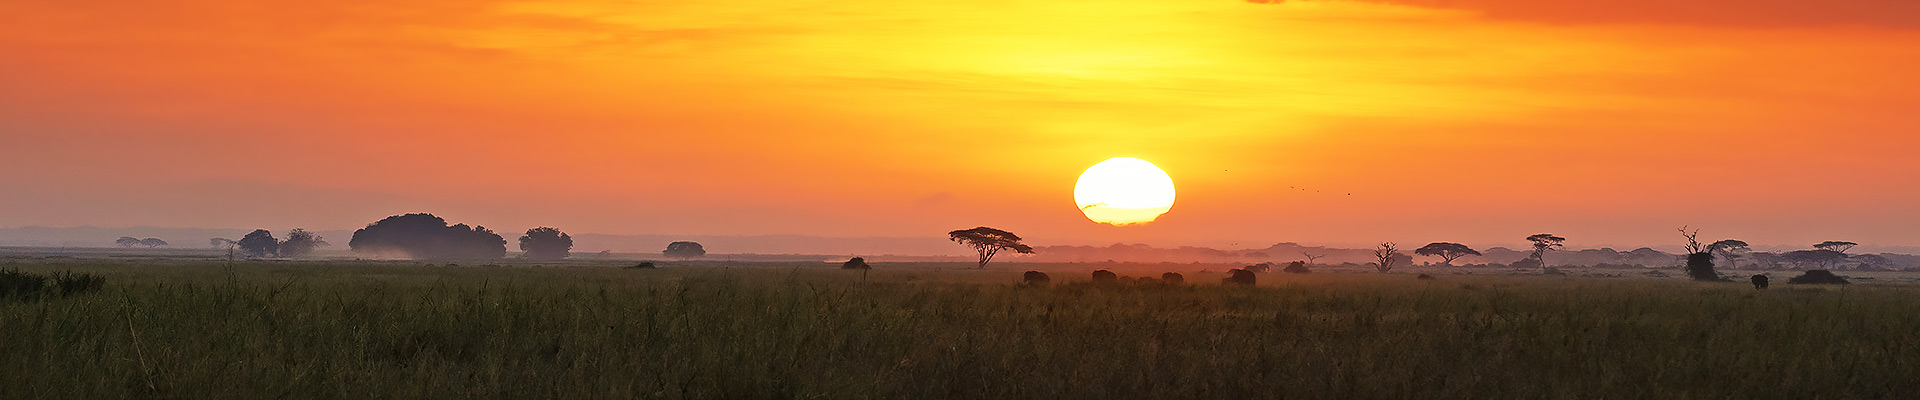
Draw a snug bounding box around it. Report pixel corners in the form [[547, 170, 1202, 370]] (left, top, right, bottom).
[[1161, 272, 1184, 284], [1243, 263, 1272, 273], [1751, 274, 1769, 289], [1283, 261, 1311, 274], [1223, 268, 1256, 286], [1092, 270, 1118, 283], [842, 257, 871, 269], [1023, 271, 1050, 285]]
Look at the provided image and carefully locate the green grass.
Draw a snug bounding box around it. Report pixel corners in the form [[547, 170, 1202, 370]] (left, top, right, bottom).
[[2, 258, 1917, 398]]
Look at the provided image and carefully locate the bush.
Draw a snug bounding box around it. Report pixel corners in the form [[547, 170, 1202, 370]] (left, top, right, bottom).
[[1283, 261, 1311, 274], [627, 262, 656, 269], [0, 269, 104, 301], [842, 257, 871, 270], [1787, 270, 1850, 285], [0, 269, 47, 300], [1685, 252, 1728, 282]]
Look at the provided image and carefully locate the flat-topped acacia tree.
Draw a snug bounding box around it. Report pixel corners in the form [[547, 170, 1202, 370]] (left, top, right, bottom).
[[1526, 233, 1566, 269], [948, 227, 1034, 269], [1414, 242, 1481, 266]]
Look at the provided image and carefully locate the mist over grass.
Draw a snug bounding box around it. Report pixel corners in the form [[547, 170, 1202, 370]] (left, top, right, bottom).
[[3, 259, 1918, 398]]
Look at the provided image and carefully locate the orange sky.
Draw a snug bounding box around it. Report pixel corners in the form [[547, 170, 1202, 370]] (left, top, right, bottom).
[[3, 0, 1918, 250]]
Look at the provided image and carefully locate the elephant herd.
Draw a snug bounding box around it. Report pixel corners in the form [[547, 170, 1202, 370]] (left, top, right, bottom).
[[1022, 268, 1259, 286]]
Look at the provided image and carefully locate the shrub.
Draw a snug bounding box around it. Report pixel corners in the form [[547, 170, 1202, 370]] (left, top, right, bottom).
[[1283, 261, 1311, 274], [0, 269, 47, 300], [1787, 270, 1850, 285], [627, 262, 657, 269], [0, 269, 104, 301], [842, 257, 871, 270]]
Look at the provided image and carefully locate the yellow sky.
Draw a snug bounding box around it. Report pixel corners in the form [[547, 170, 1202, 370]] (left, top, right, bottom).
[[2, 0, 1918, 249]]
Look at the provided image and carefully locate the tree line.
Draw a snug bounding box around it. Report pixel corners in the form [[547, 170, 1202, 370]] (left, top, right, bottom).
[[195, 213, 709, 261]]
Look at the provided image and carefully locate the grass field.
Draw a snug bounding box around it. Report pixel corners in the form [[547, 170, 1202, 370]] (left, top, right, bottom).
[[3, 256, 1918, 398]]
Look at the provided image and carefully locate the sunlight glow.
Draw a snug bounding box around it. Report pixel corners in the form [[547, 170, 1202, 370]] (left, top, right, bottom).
[[1074, 157, 1176, 226]]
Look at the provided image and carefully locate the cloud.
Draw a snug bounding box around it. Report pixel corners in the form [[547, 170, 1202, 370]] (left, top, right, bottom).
[[1323, 0, 1920, 28]]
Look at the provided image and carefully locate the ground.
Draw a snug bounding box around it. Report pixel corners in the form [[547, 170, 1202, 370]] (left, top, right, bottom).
[[3, 252, 1918, 398]]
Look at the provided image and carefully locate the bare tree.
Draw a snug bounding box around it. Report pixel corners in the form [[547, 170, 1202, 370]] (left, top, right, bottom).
[[1300, 251, 1325, 265], [1679, 226, 1724, 281], [1373, 242, 1400, 273], [948, 227, 1035, 269]]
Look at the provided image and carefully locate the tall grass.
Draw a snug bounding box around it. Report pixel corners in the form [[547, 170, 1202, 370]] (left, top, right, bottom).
[[1, 261, 1917, 398]]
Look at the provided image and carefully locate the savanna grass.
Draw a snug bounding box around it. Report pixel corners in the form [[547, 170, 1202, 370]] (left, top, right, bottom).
[[1, 260, 1917, 398]]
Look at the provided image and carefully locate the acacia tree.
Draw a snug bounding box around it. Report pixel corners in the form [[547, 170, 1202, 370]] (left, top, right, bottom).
[[1814, 241, 1858, 254], [137, 238, 169, 248], [1525, 234, 1566, 269], [1783, 249, 1846, 269], [116, 237, 141, 248], [519, 227, 573, 261], [948, 227, 1035, 269], [1708, 239, 1750, 269], [1300, 251, 1325, 265], [1414, 242, 1481, 266], [1373, 242, 1401, 273]]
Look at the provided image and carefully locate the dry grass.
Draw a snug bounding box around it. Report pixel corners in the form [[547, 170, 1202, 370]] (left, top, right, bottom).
[[2, 258, 1917, 398]]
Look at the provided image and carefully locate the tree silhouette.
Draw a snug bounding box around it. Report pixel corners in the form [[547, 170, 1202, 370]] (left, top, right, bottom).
[[238, 229, 279, 258], [1299, 251, 1325, 265], [1525, 234, 1566, 269], [1678, 227, 1725, 281], [279, 228, 329, 258], [1414, 242, 1481, 265], [1782, 249, 1847, 269], [1373, 242, 1400, 273], [347, 213, 507, 259], [663, 241, 706, 259], [137, 238, 168, 248], [1851, 254, 1890, 270], [1708, 239, 1750, 269], [518, 227, 573, 261], [948, 227, 1035, 269], [115, 237, 140, 248], [1813, 241, 1857, 254]]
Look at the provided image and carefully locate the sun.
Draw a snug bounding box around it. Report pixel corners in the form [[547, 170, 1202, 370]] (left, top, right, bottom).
[[1074, 157, 1176, 226]]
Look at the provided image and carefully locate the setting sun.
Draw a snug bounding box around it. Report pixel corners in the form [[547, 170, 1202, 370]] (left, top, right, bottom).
[[1074, 157, 1176, 226]]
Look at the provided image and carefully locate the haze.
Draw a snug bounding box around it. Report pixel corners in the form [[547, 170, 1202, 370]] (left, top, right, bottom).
[[4, 0, 1917, 250]]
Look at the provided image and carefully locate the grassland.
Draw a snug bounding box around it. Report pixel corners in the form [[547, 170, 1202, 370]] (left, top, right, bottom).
[[3, 256, 1918, 398]]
